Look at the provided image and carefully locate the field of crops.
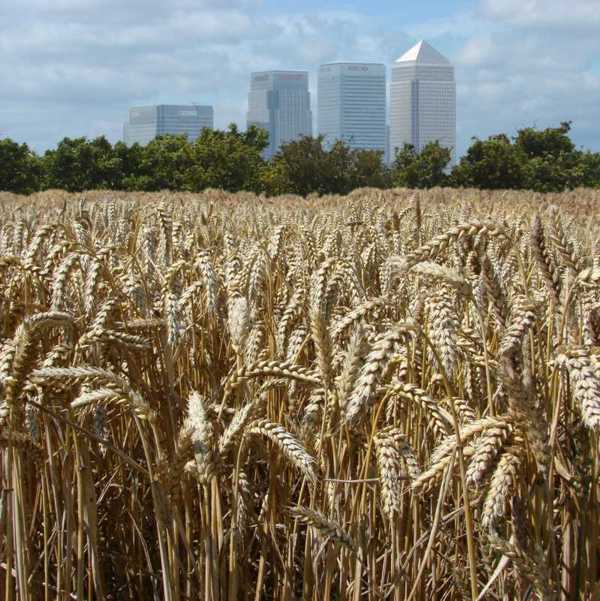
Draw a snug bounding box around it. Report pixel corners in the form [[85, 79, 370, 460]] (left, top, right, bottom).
[[1, 187, 599, 600]]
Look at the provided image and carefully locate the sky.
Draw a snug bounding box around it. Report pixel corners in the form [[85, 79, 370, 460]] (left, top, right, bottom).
[[1, 0, 599, 157]]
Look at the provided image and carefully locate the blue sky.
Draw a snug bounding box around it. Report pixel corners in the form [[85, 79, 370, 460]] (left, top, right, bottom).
[[0, 0, 598, 157]]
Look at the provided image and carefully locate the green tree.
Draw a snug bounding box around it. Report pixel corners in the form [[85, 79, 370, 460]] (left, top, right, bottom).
[[186, 125, 268, 192], [513, 122, 583, 192], [43, 136, 123, 191], [391, 142, 452, 188], [260, 160, 290, 196], [349, 149, 391, 190], [133, 134, 195, 191], [451, 134, 526, 189], [265, 136, 389, 196], [239, 124, 270, 154], [323, 140, 363, 194], [0, 138, 42, 194], [514, 121, 575, 159], [521, 154, 583, 193], [580, 151, 600, 188], [265, 136, 346, 196], [113, 141, 144, 191]]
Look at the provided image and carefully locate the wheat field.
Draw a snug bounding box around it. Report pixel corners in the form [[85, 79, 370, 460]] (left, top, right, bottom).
[[1, 187, 599, 601]]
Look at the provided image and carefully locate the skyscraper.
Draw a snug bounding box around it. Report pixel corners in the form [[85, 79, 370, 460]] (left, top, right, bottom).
[[123, 104, 214, 146], [247, 71, 312, 159], [318, 63, 386, 154], [389, 41, 456, 163]]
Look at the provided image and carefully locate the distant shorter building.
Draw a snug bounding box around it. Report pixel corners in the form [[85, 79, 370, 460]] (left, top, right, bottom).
[[247, 71, 312, 159], [123, 104, 214, 146], [318, 63, 386, 155]]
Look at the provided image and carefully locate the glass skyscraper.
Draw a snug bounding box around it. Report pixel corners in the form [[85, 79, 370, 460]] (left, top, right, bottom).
[[318, 63, 386, 154], [246, 71, 312, 159], [123, 104, 214, 146], [389, 41, 456, 163]]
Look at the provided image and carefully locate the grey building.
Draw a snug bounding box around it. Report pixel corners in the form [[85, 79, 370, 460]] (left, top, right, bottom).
[[318, 63, 386, 154], [247, 71, 312, 159], [390, 41, 456, 164], [385, 124, 391, 165], [123, 104, 214, 146]]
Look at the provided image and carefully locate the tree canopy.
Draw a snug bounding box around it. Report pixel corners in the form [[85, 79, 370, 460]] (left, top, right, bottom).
[[0, 138, 42, 194], [391, 142, 452, 189], [43, 136, 123, 192], [451, 123, 593, 192], [451, 134, 526, 190], [263, 136, 390, 196], [1, 122, 599, 195]]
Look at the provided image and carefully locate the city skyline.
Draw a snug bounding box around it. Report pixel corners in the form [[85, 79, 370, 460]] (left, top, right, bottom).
[[121, 45, 454, 164], [1, 1, 598, 157]]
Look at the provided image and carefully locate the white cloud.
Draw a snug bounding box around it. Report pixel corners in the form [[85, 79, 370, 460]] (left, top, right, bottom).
[[453, 1, 600, 152], [481, 0, 600, 28], [0, 2, 406, 148], [1, 0, 598, 157]]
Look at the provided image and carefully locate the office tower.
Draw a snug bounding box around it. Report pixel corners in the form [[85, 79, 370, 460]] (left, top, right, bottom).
[[123, 104, 214, 146], [318, 63, 386, 154], [389, 40, 456, 163], [246, 71, 312, 159], [385, 124, 391, 165]]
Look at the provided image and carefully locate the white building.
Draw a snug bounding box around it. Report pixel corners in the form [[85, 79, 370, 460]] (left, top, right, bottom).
[[123, 104, 213, 146], [246, 71, 312, 159], [389, 41, 456, 163], [318, 63, 386, 154]]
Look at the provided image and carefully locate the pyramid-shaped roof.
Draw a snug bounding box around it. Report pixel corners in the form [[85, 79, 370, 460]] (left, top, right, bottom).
[[395, 40, 450, 65]]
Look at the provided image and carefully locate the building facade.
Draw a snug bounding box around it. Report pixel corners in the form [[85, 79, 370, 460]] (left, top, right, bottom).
[[246, 71, 312, 159], [318, 63, 386, 154], [123, 104, 214, 146], [389, 41, 456, 164]]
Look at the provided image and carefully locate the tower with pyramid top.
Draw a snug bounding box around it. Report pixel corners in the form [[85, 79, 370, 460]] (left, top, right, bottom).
[[389, 40, 456, 164]]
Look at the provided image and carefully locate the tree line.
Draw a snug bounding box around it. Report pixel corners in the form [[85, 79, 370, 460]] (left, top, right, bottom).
[[2, 121, 599, 195]]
